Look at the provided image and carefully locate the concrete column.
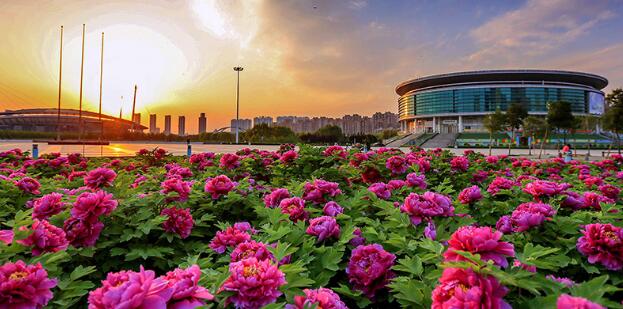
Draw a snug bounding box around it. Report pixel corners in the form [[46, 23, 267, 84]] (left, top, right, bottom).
[[458, 115, 463, 133], [432, 117, 437, 133]]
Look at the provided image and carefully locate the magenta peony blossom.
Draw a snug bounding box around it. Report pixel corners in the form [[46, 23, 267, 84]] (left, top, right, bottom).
[[458, 185, 483, 204], [487, 177, 517, 195], [350, 228, 366, 246], [263, 188, 290, 208], [556, 294, 605, 309], [286, 288, 348, 309], [546, 275, 575, 287], [387, 179, 407, 191], [279, 197, 309, 222], [346, 244, 395, 298], [306, 216, 340, 241], [450, 156, 469, 171], [161, 178, 192, 202], [0, 229, 14, 245], [561, 191, 586, 209], [472, 170, 489, 183], [15, 177, 41, 194], [302, 179, 342, 204], [406, 172, 427, 189], [63, 217, 105, 248], [84, 167, 117, 189], [582, 191, 614, 210], [508, 202, 556, 233], [231, 240, 275, 263], [19, 219, 69, 256], [444, 226, 514, 268], [221, 257, 286, 309], [598, 184, 620, 200], [88, 266, 174, 309], [71, 190, 118, 222], [431, 267, 510, 309], [209, 222, 255, 254], [219, 153, 241, 169], [161, 207, 194, 239], [0, 260, 58, 308], [424, 221, 437, 240], [400, 192, 454, 225], [279, 150, 298, 164], [32, 192, 65, 220], [322, 145, 347, 159], [576, 223, 623, 271], [486, 156, 499, 164], [163, 265, 214, 309], [386, 155, 408, 174], [368, 182, 391, 200], [523, 180, 568, 199], [204, 175, 236, 199], [323, 201, 344, 217]]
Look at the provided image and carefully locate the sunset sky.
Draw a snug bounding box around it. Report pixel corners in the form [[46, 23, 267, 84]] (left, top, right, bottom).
[[1, 0, 623, 133]]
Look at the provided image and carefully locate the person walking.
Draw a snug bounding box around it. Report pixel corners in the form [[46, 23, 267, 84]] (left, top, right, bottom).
[[562, 144, 572, 162]]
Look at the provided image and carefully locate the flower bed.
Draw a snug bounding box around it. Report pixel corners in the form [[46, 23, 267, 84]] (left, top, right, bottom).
[[1, 145, 622, 308]]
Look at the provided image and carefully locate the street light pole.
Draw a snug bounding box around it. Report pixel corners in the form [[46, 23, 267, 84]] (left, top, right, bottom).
[[234, 66, 243, 144]]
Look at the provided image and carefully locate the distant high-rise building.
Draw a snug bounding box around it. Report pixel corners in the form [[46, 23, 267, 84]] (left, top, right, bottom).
[[253, 116, 273, 127], [164, 115, 171, 135], [230, 119, 252, 132], [198, 113, 207, 134], [149, 114, 158, 134], [178, 116, 186, 136]]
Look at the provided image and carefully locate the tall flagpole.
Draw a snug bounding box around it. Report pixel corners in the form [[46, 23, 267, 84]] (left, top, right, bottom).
[[56, 26, 63, 140], [78, 24, 86, 141], [98, 32, 104, 141], [131, 85, 137, 132]]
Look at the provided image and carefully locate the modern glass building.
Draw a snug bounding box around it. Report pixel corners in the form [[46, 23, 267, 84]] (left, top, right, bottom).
[[396, 70, 608, 133]]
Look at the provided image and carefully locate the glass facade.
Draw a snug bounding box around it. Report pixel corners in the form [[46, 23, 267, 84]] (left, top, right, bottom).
[[398, 86, 589, 118]]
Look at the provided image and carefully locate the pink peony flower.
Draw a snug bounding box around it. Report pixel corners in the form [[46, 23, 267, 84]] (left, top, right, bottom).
[[406, 172, 427, 189], [386, 155, 408, 174], [556, 294, 605, 309], [450, 156, 469, 171], [368, 182, 391, 200], [432, 267, 510, 309], [508, 202, 556, 233], [221, 257, 286, 309], [161, 178, 192, 202], [71, 190, 118, 222], [63, 217, 105, 248], [263, 188, 291, 208], [0, 260, 58, 308], [32, 192, 66, 220], [161, 207, 194, 239], [204, 175, 236, 199], [598, 184, 620, 200], [163, 265, 214, 309], [279, 197, 309, 222], [323, 201, 344, 217], [286, 288, 348, 309], [15, 177, 41, 194], [576, 223, 623, 271], [322, 145, 347, 159], [279, 150, 298, 164], [486, 156, 499, 164], [209, 222, 255, 254], [444, 226, 514, 268], [230, 240, 274, 263], [19, 219, 69, 256], [84, 167, 117, 189], [302, 179, 342, 204], [0, 229, 14, 245], [458, 185, 483, 204], [400, 192, 454, 225], [472, 170, 489, 183], [350, 228, 366, 247], [523, 180, 568, 199], [306, 216, 340, 241], [346, 244, 395, 298], [487, 177, 517, 195], [88, 266, 174, 309], [583, 192, 615, 210], [219, 153, 241, 169]]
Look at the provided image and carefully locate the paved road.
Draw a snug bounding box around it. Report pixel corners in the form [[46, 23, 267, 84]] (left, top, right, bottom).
[[0, 140, 616, 159]]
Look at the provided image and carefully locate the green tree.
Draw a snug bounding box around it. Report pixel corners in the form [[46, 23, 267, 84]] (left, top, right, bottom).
[[483, 109, 507, 156], [603, 88, 623, 154], [522, 116, 547, 156], [546, 101, 575, 145], [506, 102, 528, 155]]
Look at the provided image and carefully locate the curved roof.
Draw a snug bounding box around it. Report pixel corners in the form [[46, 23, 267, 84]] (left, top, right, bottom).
[[0, 108, 147, 129], [395, 70, 608, 96]]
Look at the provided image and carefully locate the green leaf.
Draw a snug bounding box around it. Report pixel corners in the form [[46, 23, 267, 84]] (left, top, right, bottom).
[[393, 256, 423, 277]]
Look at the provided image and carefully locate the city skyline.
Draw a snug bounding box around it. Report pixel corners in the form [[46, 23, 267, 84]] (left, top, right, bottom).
[[1, 0, 623, 132]]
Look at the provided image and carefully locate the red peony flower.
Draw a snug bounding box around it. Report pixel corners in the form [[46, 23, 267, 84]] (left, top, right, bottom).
[[32, 192, 66, 220], [279, 197, 309, 222], [444, 226, 514, 268], [209, 222, 256, 254], [219, 153, 241, 169], [204, 175, 236, 199], [63, 217, 105, 248], [230, 240, 274, 263], [346, 244, 395, 298], [84, 167, 117, 189], [458, 185, 483, 204], [15, 177, 41, 194], [432, 267, 510, 309], [161, 207, 194, 239], [161, 178, 192, 202], [0, 260, 58, 308], [19, 219, 69, 256], [71, 190, 118, 222], [577, 223, 623, 271], [221, 257, 286, 309], [162, 265, 214, 308]]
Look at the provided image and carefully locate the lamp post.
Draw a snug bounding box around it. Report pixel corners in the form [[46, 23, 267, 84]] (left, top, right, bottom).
[[233, 66, 243, 144]]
